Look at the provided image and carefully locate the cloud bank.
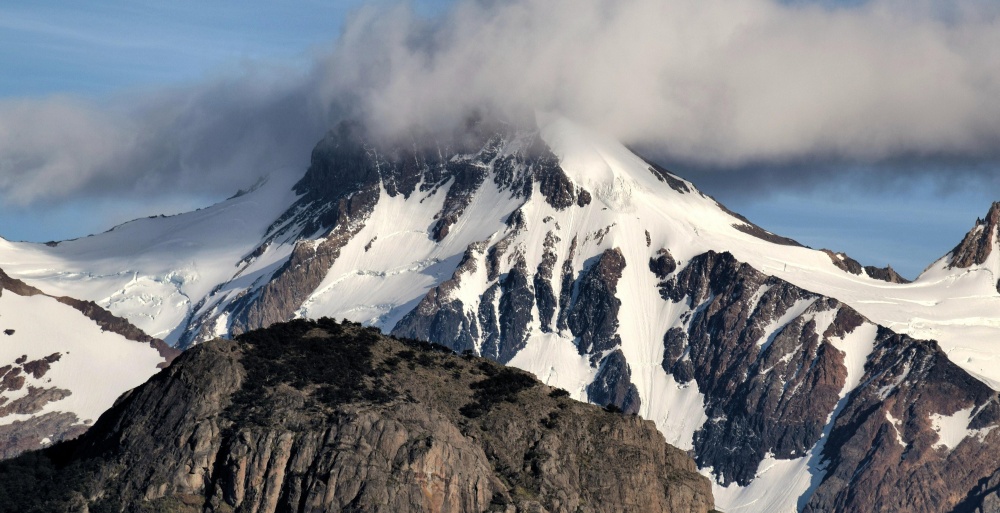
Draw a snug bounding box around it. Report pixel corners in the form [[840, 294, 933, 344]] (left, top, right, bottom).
[[3, 0, 1000, 205]]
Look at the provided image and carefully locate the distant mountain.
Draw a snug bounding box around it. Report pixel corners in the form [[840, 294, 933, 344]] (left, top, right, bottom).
[[3, 114, 1000, 511], [0, 318, 714, 513]]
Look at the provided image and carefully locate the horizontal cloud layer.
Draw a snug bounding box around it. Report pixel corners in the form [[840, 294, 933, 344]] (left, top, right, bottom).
[[2, 0, 1000, 205]]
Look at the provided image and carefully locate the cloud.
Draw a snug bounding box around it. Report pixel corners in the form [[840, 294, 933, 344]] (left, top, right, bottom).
[[319, 0, 1000, 163], [3, 0, 1000, 206], [0, 67, 335, 205]]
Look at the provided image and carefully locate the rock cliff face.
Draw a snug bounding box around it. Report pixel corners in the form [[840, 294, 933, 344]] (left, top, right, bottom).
[[949, 202, 1000, 269], [661, 251, 847, 486], [0, 319, 714, 513], [821, 249, 911, 283], [803, 329, 1000, 513], [655, 250, 1000, 512]]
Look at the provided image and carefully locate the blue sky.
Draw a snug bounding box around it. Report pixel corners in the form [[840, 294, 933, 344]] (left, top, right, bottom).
[[1, 0, 998, 278]]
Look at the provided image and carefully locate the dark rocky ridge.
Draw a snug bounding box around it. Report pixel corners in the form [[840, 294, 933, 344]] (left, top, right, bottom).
[[803, 328, 1000, 513], [712, 204, 803, 247], [0, 319, 715, 513], [949, 202, 1000, 269], [821, 250, 911, 284], [863, 264, 909, 284], [822, 249, 865, 275], [654, 250, 1000, 512]]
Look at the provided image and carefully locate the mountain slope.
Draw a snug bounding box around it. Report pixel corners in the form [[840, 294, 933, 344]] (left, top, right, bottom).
[[0, 172, 301, 346], [0, 268, 174, 459], [0, 318, 715, 513], [3, 115, 1000, 511]]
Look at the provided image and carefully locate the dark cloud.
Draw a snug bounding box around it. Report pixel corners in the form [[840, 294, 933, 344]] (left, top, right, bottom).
[[644, 153, 1000, 199], [2, 0, 1000, 206]]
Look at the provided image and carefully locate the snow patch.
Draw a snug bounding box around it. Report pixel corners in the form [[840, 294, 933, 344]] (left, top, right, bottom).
[[885, 411, 906, 446], [507, 333, 598, 402], [831, 321, 878, 398], [757, 298, 816, 352], [929, 406, 995, 450]]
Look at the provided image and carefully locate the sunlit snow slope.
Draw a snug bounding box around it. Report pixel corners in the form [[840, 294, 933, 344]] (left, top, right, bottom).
[[0, 173, 301, 346], [0, 272, 168, 458]]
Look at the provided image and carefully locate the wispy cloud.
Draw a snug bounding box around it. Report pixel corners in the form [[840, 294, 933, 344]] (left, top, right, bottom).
[[2, 0, 999, 206]]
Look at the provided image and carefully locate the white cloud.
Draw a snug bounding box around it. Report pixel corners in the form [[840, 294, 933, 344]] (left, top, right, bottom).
[[323, 0, 1000, 165], [2, 0, 1000, 205]]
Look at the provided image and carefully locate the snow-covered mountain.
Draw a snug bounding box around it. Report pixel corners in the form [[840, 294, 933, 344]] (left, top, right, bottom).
[[3, 114, 1000, 512], [0, 267, 176, 458]]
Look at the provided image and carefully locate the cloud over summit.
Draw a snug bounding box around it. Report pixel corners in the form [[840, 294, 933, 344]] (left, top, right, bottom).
[[2, 0, 1000, 205]]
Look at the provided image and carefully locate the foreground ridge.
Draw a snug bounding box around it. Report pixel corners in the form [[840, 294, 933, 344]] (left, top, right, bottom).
[[0, 318, 714, 513]]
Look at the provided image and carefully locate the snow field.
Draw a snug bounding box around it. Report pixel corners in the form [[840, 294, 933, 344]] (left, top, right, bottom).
[[0, 293, 164, 427]]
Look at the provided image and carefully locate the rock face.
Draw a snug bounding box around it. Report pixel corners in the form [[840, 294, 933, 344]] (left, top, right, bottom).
[[821, 249, 911, 283], [655, 251, 1000, 513], [587, 349, 641, 415], [0, 319, 714, 513], [949, 201, 1000, 268], [802, 328, 1000, 513], [660, 251, 848, 485], [567, 248, 626, 358]]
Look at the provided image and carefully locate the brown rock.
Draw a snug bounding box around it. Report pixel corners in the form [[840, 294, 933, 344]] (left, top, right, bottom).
[[0, 319, 714, 513]]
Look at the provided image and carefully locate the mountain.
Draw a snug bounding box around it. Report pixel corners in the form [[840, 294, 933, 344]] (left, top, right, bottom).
[[2, 114, 1000, 511], [0, 268, 176, 459], [0, 318, 715, 513]]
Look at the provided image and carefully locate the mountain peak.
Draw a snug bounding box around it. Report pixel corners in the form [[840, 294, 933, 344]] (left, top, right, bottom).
[[947, 201, 1000, 269]]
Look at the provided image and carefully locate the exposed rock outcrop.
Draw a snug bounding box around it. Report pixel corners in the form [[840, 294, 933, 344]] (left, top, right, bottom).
[[661, 251, 847, 485], [567, 248, 627, 359], [0, 319, 714, 513], [821, 249, 911, 284], [822, 249, 864, 275], [588, 349, 642, 415], [949, 201, 1000, 268], [863, 264, 910, 284], [803, 329, 1000, 513], [0, 412, 87, 460]]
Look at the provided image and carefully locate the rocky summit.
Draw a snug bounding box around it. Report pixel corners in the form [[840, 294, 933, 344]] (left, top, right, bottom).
[[0, 318, 714, 513]]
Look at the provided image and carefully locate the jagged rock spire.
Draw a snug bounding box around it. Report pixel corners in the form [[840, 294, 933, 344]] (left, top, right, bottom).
[[948, 202, 1000, 268]]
